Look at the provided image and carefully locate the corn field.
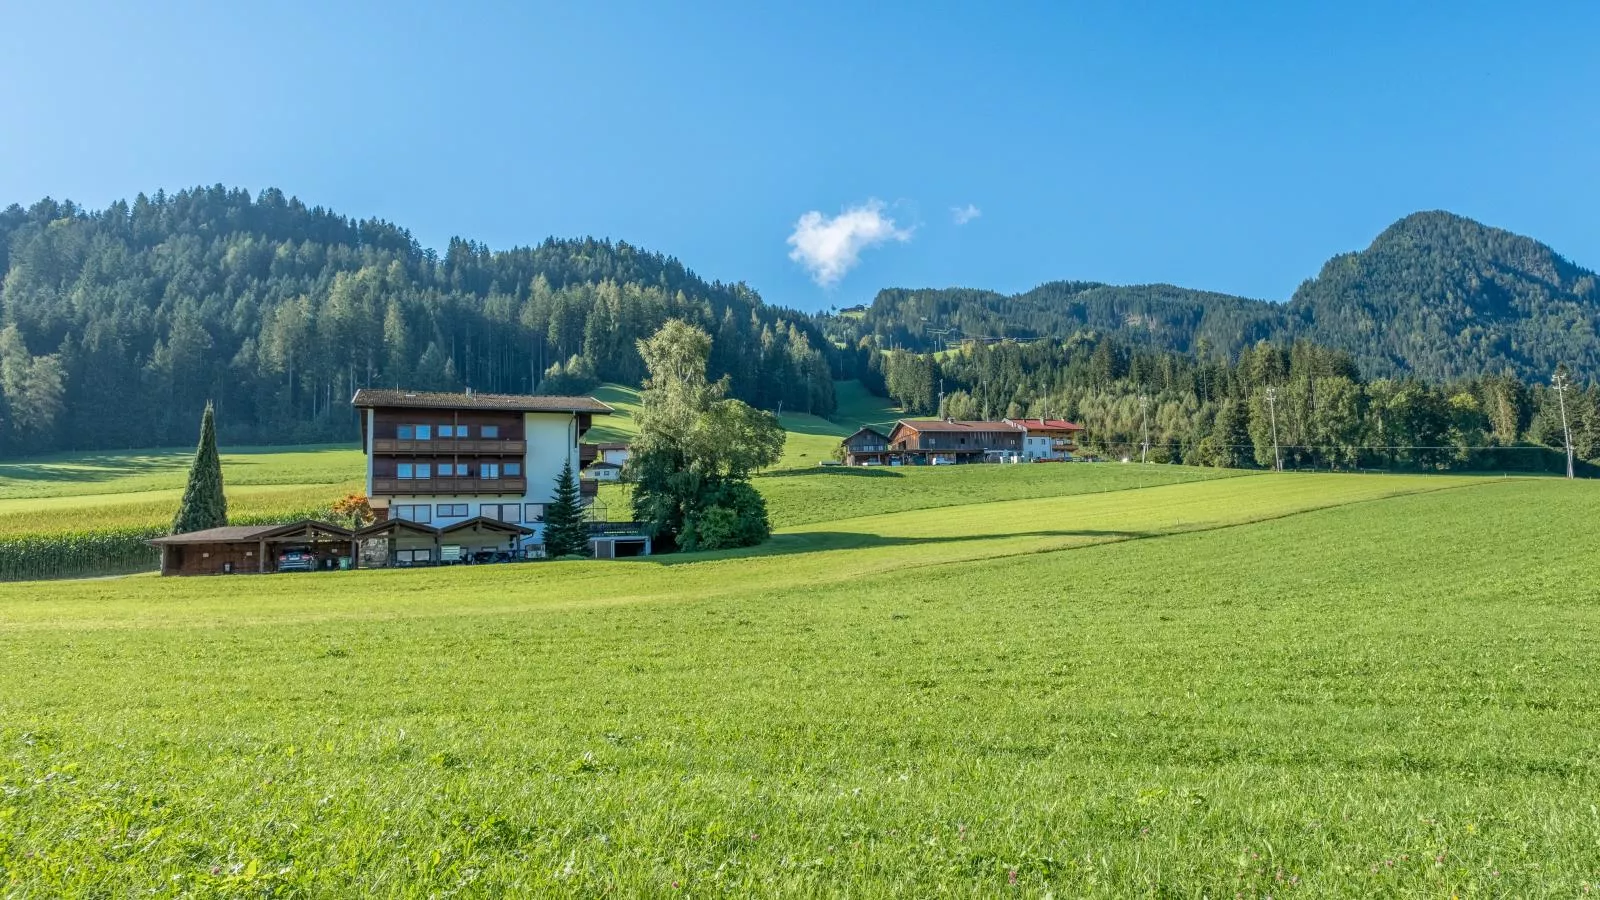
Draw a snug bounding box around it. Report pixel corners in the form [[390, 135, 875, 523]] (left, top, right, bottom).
[[0, 507, 335, 582]]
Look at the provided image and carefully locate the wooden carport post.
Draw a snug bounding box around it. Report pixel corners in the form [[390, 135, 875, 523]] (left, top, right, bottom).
[[258, 539, 268, 573]]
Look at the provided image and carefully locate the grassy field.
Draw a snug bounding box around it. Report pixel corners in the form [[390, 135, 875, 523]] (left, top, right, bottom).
[[3, 472, 1597, 895]]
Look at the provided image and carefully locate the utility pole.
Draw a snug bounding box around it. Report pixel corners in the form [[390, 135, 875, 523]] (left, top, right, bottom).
[[1265, 387, 1282, 472], [1139, 394, 1151, 464], [1553, 371, 1575, 479]]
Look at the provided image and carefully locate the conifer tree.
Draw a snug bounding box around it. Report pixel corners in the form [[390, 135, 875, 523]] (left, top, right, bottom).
[[542, 458, 589, 557], [171, 401, 228, 534]]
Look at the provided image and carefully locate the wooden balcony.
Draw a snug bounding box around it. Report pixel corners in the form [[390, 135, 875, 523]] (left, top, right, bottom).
[[372, 438, 526, 455], [371, 477, 528, 496]]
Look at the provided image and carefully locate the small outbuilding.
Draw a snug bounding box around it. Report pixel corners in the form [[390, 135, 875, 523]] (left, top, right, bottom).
[[582, 461, 623, 482], [148, 521, 356, 575]]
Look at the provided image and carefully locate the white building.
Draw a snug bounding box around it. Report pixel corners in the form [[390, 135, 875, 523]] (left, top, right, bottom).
[[1003, 418, 1085, 461], [582, 461, 623, 482], [352, 389, 613, 560]]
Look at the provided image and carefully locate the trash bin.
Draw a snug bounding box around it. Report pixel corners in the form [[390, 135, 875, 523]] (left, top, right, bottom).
[[338, 557, 351, 571]]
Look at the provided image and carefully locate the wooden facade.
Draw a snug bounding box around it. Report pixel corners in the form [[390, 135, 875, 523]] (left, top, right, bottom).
[[366, 408, 532, 498], [150, 521, 357, 576], [842, 427, 893, 465], [887, 420, 1024, 462]]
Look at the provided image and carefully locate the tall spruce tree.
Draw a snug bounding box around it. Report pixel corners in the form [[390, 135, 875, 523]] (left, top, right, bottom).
[[170, 401, 228, 534], [542, 458, 589, 557]]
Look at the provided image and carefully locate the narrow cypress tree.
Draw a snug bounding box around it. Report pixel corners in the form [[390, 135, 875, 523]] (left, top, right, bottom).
[[171, 401, 228, 534], [542, 458, 589, 557]]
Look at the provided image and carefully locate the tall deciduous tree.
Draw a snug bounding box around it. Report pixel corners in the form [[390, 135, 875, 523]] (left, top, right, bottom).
[[628, 320, 784, 551], [171, 402, 228, 534]]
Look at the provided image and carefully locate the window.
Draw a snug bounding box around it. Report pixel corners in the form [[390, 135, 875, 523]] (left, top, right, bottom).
[[481, 425, 500, 439], [481, 463, 500, 479], [392, 504, 432, 523], [524, 503, 545, 523], [396, 548, 432, 564], [397, 463, 414, 479], [481, 503, 520, 523], [415, 425, 432, 440], [397, 425, 414, 439], [503, 462, 521, 477], [439, 425, 461, 438], [437, 503, 469, 518], [438, 463, 465, 476], [416, 463, 432, 479]]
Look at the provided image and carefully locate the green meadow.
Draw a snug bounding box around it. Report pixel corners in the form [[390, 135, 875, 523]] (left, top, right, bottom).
[[3, 471, 1598, 896]]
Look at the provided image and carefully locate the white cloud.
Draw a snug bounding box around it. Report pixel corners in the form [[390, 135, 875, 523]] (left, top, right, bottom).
[[786, 199, 912, 287], [951, 203, 982, 225]]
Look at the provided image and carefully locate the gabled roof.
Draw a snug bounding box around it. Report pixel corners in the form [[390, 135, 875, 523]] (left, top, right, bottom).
[[353, 518, 441, 538], [594, 442, 631, 451], [439, 516, 535, 536], [584, 461, 623, 471], [1005, 418, 1084, 432], [843, 426, 890, 441], [352, 388, 612, 414], [148, 520, 354, 546], [892, 419, 1023, 434]]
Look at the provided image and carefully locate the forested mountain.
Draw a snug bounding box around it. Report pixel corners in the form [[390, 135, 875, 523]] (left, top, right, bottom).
[[1290, 212, 1600, 379], [0, 187, 834, 454], [831, 212, 1600, 383]]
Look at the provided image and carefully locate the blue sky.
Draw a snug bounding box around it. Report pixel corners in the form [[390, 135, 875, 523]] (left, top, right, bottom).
[[3, 1, 1597, 311]]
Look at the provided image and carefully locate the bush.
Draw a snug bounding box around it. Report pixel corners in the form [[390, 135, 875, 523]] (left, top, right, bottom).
[[684, 482, 770, 551]]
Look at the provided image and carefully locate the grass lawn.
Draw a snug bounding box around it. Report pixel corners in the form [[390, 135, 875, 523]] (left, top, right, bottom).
[[3, 473, 1596, 895]]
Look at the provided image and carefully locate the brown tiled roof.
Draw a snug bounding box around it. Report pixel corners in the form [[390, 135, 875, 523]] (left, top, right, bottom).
[[148, 525, 281, 545], [894, 419, 1023, 433], [352, 388, 613, 414], [439, 516, 535, 535], [148, 520, 355, 545], [1006, 418, 1084, 432]]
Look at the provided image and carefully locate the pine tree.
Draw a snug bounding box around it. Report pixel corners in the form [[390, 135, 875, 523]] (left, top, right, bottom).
[[542, 458, 589, 557], [171, 401, 228, 534]]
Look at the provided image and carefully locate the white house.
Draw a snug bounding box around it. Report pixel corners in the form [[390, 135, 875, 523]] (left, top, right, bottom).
[[1002, 418, 1084, 460], [582, 461, 623, 482]]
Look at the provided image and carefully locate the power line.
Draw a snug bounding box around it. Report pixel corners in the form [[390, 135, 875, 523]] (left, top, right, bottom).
[[1264, 387, 1281, 472], [1553, 371, 1575, 479]]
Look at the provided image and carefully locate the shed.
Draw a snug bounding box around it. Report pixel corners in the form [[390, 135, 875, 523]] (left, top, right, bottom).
[[148, 521, 356, 575]]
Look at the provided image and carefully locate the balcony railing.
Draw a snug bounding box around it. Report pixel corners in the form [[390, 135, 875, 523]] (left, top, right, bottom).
[[372, 476, 528, 496], [372, 438, 526, 455]]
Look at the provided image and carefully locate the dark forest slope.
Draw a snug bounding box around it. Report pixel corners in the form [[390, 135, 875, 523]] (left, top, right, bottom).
[[0, 187, 834, 454]]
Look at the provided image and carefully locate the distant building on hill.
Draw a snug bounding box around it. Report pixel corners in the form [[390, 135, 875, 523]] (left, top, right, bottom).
[[582, 460, 623, 482], [887, 419, 1024, 464], [841, 426, 892, 465], [1003, 418, 1084, 460]]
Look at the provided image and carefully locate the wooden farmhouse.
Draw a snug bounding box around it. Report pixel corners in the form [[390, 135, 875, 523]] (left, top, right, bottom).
[[886, 419, 1025, 464], [841, 426, 892, 465]]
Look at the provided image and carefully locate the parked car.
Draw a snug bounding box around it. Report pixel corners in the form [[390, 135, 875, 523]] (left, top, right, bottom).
[[276, 545, 315, 572]]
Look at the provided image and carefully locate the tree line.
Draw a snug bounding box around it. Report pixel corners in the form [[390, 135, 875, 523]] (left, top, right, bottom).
[[862, 334, 1595, 473], [0, 187, 835, 455]]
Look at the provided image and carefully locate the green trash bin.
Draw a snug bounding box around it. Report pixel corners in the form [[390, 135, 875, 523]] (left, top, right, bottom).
[[338, 556, 351, 571]]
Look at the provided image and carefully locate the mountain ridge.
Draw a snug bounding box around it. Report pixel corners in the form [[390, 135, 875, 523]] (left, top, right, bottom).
[[838, 210, 1599, 381]]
